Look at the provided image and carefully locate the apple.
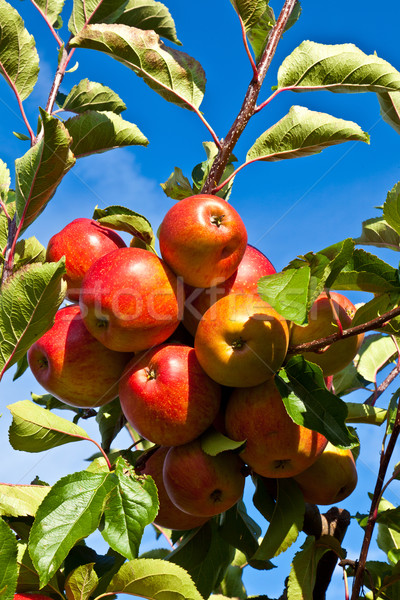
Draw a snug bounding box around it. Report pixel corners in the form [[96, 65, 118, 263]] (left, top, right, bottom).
[[184, 244, 276, 336], [119, 344, 221, 446], [46, 217, 126, 301], [158, 194, 248, 288], [225, 377, 328, 478], [14, 595, 54, 600], [289, 291, 364, 376], [138, 446, 209, 530], [194, 292, 289, 387], [163, 438, 246, 517], [79, 247, 183, 352], [293, 442, 358, 505], [27, 305, 132, 407]]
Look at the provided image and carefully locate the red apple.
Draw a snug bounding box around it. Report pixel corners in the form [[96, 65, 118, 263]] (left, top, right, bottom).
[[194, 293, 289, 387], [225, 377, 328, 478], [79, 247, 183, 352], [158, 194, 248, 288], [46, 218, 126, 301], [119, 344, 221, 446], [27, 305, 132, 408], [138, 446, 209, 530], [290, 291, 364, 376], [184, 244, 276, 336], [163, 439, 246, 517], [14, 595, 54, 600]]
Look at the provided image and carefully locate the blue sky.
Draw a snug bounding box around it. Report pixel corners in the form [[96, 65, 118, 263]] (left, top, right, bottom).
[[2, 0, 400, 597]]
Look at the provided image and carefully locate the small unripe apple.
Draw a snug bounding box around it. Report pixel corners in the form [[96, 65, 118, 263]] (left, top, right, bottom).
[[290, 291, 364, 376], [159, 194, 248, 288], [119, 344, 221, 446], [194, 293, 289, 387], [46, 218, 126, 301], [225, 377, 328, 478], [163, 439, 246, 517], [293, 442, 358, 505], [28, 305, 132, 407]]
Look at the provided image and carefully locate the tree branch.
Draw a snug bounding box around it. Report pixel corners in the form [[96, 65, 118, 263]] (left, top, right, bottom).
[[364, 362, 400, 406]]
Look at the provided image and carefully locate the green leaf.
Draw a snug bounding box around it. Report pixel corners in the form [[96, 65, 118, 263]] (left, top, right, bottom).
[[283, 1, 301, 33], [191, 142, 237, 201], [351, 293, 400, 329], [345, 402, 387, 426], [68, 0, 128, 34], [13, 236, 46, 270], [377, 499, 400, 562], [230, 0, 275, 63], [333, 249, 399, 293], [258, 266, 310, 325], [0, 158, 10, 204], [65, 563, 99, 600], [252, 474, 276, 523], [0, 517, 18, 600], [378, 91, 400, 135], [106, 558, 203, 600], [377, 507, 400, 534], [287, 535, 343, 600], [64, 110, 148, 158], [356, 334, 397, 383], [0, 483, 50, 517], [7, 399, 89, 452], [278, 356, 356, 448], [160, 167, 194, 201], [114, 0, 181, 45], [355, 216, 400, 251], [96, 398, 125, 452], [13, 131, 30, 141], [15, 110, 75, 230], [251, 479, 304, 562], [332, 362, 369, 397], [0, 0, 39, 101], [60, 79, 127, 114], [101, 456, 158, 560], [0, 260, 66, 379], [70, 25, 206, 110], [278, 41, 400, 94], [16, 541, 61, 595], [384, 181, 400, 236], [246, 105, 369, 163], [12, 353, 29, 381], [34, 0, 65, 28], [201, 428, 246, 456], [219, 501, 262, 561], [29, 470, 117, 586], [219, 562, 247, 600], [167, 522, 213, 572], [92, 205, 154, 247]]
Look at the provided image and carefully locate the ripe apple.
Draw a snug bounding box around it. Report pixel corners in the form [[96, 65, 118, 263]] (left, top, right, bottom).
[[79, 247, 183, 352], [290, 291, 364, 376], [184, 244, 276, 336], [163, 438, 246, 517], [293, 442, 358, 505], [119, 344, 221, 446], [158, 194, 248, 288], [14, 595, 54, 600], [194, 293, 289, 387], [138, 446, 209, 530], [46, 217, 126, 301], [28, 305, 132, 407], [225, 377, 328, 478]]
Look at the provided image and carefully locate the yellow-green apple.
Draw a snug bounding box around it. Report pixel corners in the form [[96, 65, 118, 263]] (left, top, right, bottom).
[[119, 344, 221, 446], [163, 439, 246, 517], [194, 293, 289, 387], [46, 218, 126, 301], [158, 194, 247, 288], [79, 247, 183, 352], [138, 446, 209, 530], [184, 244, 276, 336], [225, 377, 328, 478], [27, 305, 132, 407], [293, 441, 358, 505], [290, 291, 364, 376]]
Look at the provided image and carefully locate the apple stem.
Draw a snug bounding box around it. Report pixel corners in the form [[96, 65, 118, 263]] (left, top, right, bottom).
[[343, 566, 350, 600], [327, 292, 344, 337], [74, 434, 112, 471], [236, 13, 258, 82]]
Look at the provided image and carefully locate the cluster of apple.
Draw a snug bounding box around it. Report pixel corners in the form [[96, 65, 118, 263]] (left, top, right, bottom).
[[27, 194, 360, 529]]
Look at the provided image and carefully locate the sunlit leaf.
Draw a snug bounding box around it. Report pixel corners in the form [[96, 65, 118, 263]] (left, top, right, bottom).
[[69, 0, 128, 34], [201, 428, 246, 456], [16, 541, 61, 594], [333, 249, 399, 293], [345, 402, 386, 426], [258, 266, 310, 324], [13, 237, 46, 270], [59, 79, 127, 114], [161, 167, 194, 201], [0, 483, 50, 517], [65, 563, 99, 600], [93, 205, 154, 247], [114, 0, 181, 45], [0, 158, 10, 204], [332, 362, 369, 397], [378, 91, 400, 135], [230, 0, 275, 62], [355, 334, 397, 383], [0, 516, 18, 600], [383, 181, 400, 237], [34, 0, 65, 28], [355, 216, 400, 251]]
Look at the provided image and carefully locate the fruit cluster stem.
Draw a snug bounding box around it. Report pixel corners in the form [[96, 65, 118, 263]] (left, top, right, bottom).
[[201, 0, 298, 194]]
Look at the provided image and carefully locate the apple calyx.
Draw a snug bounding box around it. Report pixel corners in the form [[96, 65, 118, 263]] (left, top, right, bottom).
[[210, 214, 225, 228], [231, 337, 245, 350], [146, 368, 156, 380]]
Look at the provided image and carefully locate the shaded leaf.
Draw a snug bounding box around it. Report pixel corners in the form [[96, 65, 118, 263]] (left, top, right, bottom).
[[258, 266, 310, 325], [0, 260, 66, 379], [30, 391, 83, 415], [0, 0, 39, 101], [96, 398, 125, 452], [219, 563, 247, 600], [106, 558, 203, 600], [333, 249, 399, 293], [278, 356, 356, 448], [15, 110, 75, 230], [0, 517, 18, 600], [252, 474, 276, 523], [384, 181, 400, 236], [246, 105, 369, 163], [8, 399, 89, 452], [70, 24, 206, 110], [16, 541, 61, 594], [351, 293, 400, 329], [65, 563, 98, 600], [65, 110, 148, 158], [29, 470, 117, 586], [251, 479, 304, 562], [219, 501, 261, 561], [93, 205, 154, 247], [160, 167, 193, 201], [0, 483, 50, 517], [114, 0, 181, 45], [230, 0, 275, 63], [201, 428, 246, 456], [283, 1, 301, 33], [356, 334, 397, 383], [278, 41, 400, 93], [60, 79, 127, 114], [378, 91, 400, 135], [12, 353, 29, 381], [34, 0, 65, 28], [355, 216, 400, 251], [332, 362, 370, 397], [191, 142, 237, 201]]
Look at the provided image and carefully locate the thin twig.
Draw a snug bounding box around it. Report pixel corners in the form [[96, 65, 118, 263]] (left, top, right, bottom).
[[0, 198, 11, 221], [364, 362, 400, 406]]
